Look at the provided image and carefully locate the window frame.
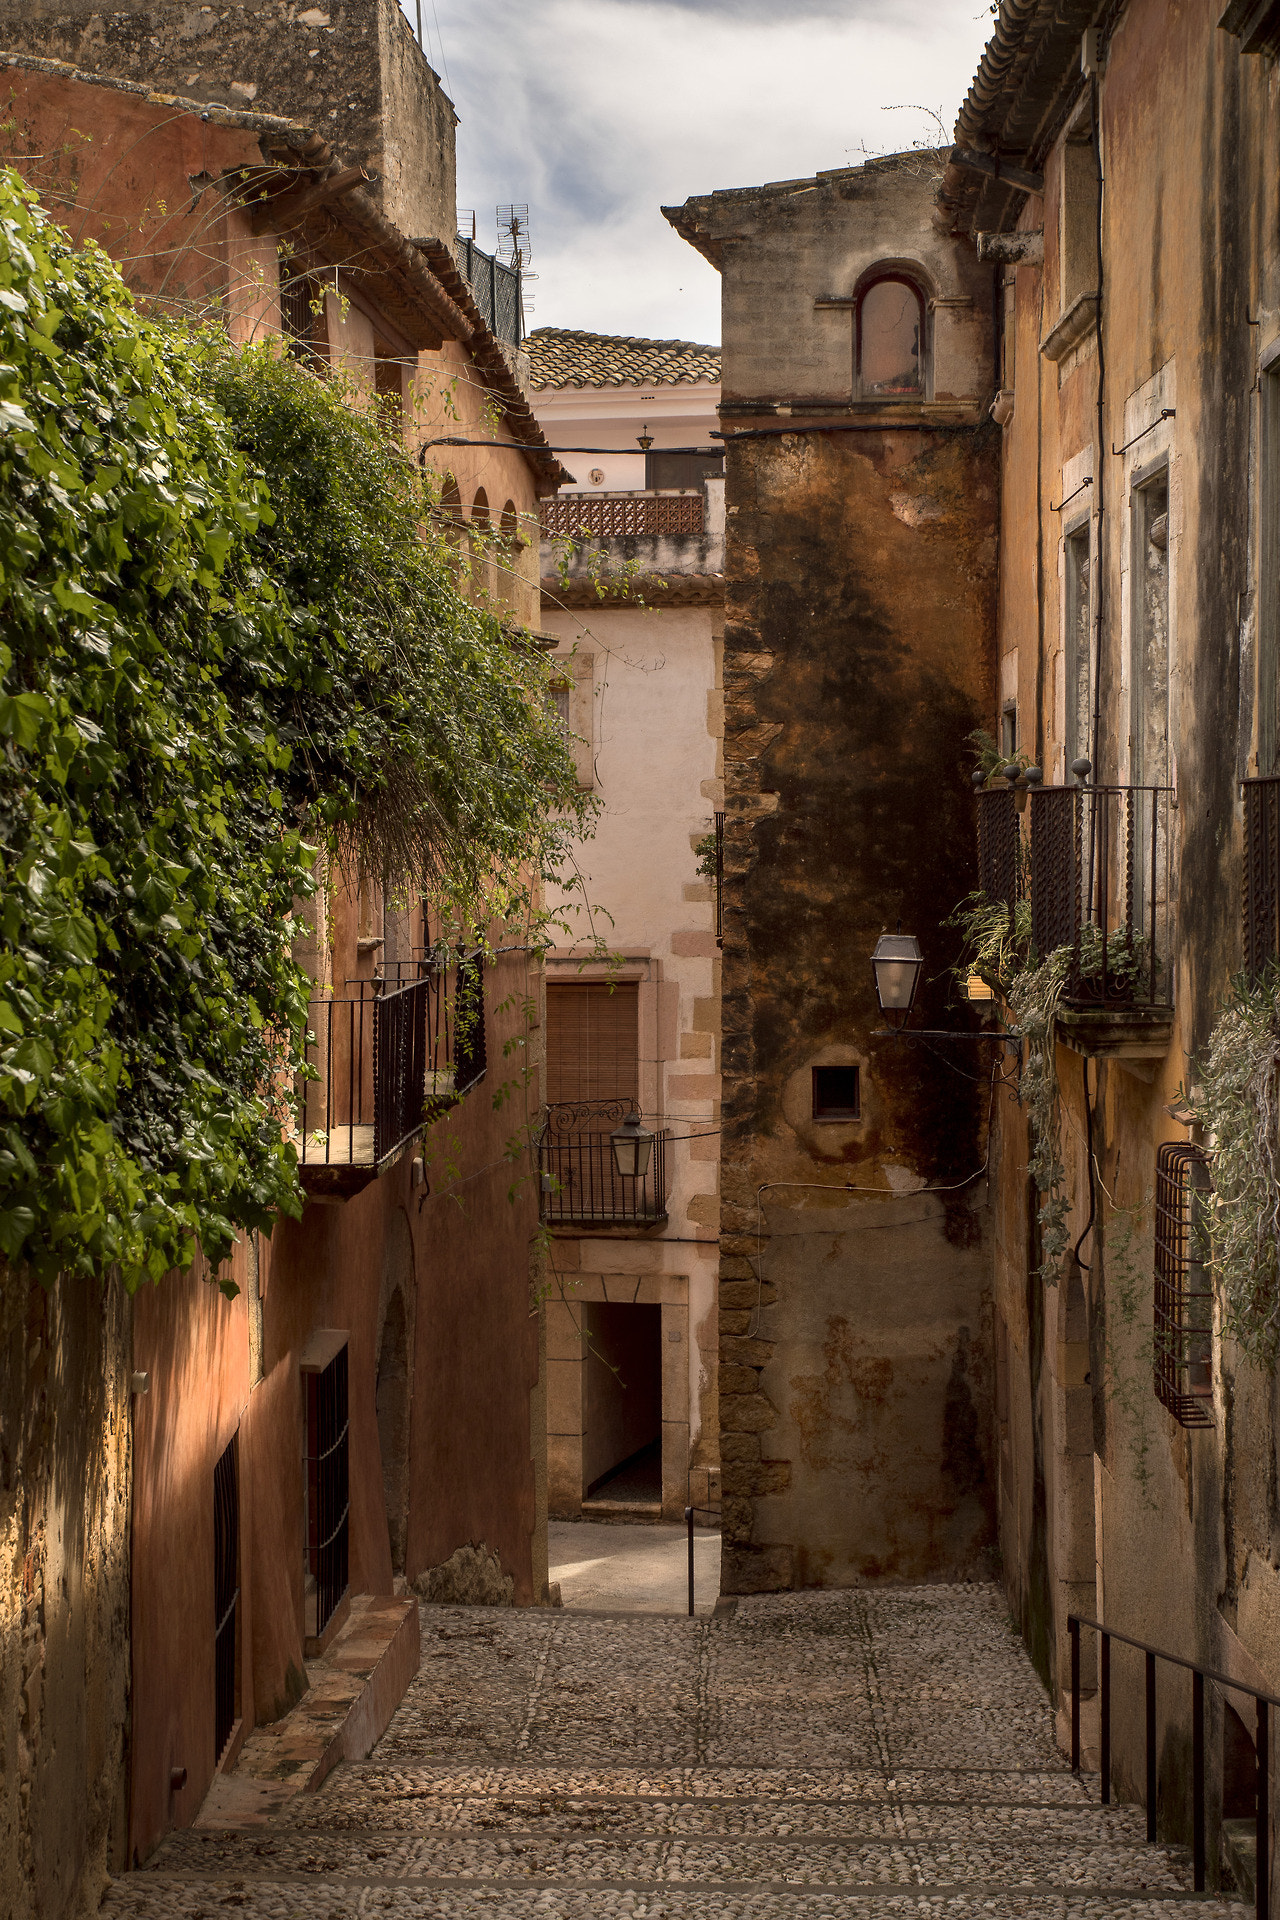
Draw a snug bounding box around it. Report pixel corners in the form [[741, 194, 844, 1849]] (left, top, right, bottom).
[[855, 271, 929, 404], [811, 1064, 862, 1122]]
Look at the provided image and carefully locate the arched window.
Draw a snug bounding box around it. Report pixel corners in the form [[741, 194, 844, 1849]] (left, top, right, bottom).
[[857, 276, 926, 400], [500, 499, 519, 545], [471, 487, 491, 528]]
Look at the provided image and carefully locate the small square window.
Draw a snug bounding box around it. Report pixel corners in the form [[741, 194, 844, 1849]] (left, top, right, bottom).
[[812, 1065, 861, 1120]]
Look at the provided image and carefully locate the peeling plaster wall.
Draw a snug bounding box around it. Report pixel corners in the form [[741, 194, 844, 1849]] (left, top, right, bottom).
[[0, 0, 458, 244], [680, 155, 1000, 1592], [0, 1269, 131, 1920]]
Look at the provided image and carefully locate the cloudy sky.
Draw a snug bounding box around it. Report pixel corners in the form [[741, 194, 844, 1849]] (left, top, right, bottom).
[[401, 0, 994, 345]]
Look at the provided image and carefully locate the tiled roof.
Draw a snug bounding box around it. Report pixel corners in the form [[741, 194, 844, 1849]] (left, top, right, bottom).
[[527, 328, 720, 391]]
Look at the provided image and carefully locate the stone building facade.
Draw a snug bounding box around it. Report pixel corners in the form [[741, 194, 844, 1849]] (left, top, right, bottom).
[[0, 22, 567, 1919], [934, 0, 1280, 1899], [667, 158, 1001, 1593], [530, 329, 724, 1525]]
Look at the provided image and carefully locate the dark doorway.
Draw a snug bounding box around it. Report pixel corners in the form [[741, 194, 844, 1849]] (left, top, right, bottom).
[[213, 1433, 239, 1762], [583, 1303, 662, 1509], [376, 1287, 410, 1575]]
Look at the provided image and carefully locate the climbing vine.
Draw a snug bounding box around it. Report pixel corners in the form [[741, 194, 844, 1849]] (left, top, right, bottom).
[[1189, 967, 1280, 1363], [0, 173, 590, 1289]]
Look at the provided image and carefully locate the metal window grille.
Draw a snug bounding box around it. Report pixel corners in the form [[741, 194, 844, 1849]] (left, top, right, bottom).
[[714, 811, 725, 948], [540, 494, 705, 539], [454, 236, 523, 346], [1243, 775, 1280, 981], [1154, 1141, 1214, 1427], [977, 786, 1022, 909], [213, 1433, 239, 1760], [304, 1344, 350, 1641], [539, 1101, 668, 1225], [1029, 784, 1081, 958], [1028, 782, 1172, 1006]]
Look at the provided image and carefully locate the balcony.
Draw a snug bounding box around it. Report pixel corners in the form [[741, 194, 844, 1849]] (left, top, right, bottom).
[[454, 235, 523, 348], [539, 1100, 669, 1229], [294, 951, 485, 1197], [978, 779, 1174, 1061], [539, 480, 725, 601]]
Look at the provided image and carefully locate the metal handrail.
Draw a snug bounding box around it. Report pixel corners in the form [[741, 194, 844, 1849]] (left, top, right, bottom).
[[1069, 1611, 1274, 1913]]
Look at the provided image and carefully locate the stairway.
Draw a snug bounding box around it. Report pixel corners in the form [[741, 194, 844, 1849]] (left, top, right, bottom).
[[103, 1584, 1252, 1916]]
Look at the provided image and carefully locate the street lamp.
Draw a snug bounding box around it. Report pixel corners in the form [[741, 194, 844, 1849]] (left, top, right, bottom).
[[610, 1109, 654, 1179], [870, 928, 925, 1028]]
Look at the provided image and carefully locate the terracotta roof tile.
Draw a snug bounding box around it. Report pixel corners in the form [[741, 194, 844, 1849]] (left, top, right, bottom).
[[527, 327, 720, 392]]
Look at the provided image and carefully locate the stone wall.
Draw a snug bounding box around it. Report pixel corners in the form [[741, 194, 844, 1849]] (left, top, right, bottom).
[[0, 0, 457, 241], [669, 154, 1001, 1592], [0, 1267, 131, 1920]]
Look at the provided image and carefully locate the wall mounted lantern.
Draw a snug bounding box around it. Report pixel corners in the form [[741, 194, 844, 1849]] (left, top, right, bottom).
[[610, 1110, 654, 1179], [870, 925, 1021, 1064], [870, 928, 925, 1028], [637, 425, 654, 452]]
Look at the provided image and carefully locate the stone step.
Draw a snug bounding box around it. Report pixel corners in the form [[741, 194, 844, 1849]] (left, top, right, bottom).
[[138, 1823, 1202, 1892], [273, 1792, 1149, 1840], [104, 1872, 1253, 1918], [280, 1761, 1098, 1807]]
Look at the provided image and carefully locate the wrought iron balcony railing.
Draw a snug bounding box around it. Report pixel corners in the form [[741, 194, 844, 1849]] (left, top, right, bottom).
[[976, 785, 1023, 910], [1243, 774, 1280, 982], [540, 493, 705, 540], [1027, 782, 1172, 1008], [539, 1100, 669, 1227], [294, 949, 485, 1179], [454, 235, 523, 347]]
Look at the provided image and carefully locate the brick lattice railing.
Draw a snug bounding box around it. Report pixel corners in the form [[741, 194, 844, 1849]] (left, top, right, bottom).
[[541, 494, 704, 539]]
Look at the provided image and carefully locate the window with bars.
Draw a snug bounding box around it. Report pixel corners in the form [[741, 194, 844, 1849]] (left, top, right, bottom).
[[303, 1338, 350, 1643], [213, 1433, 239, 1760], [1153, 1141, 1214, 1428]]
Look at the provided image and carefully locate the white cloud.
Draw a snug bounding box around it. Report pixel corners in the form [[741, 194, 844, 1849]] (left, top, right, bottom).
[[406, 0, 992, 342]]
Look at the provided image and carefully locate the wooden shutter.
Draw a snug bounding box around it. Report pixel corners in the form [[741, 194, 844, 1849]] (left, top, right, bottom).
[[547, 983, 638, 1106]]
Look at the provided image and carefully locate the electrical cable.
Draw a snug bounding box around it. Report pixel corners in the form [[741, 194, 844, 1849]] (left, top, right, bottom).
[[747, 1059, 1002, 1336]]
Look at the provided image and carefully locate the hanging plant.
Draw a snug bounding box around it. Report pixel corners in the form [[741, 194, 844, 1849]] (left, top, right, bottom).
[[1190, 967, 1280, 1363], [1009, 948, 1072, 1277]]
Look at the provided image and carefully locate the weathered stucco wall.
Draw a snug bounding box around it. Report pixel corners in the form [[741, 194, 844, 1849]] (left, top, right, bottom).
[[718, 421, 999, 1591], [671, 154, 1000, 1593], [1, 1268, 131, 1920], [0, 0, 457, 244], [538, 591, 723, 1522], [974, 0, 1280, 1889]]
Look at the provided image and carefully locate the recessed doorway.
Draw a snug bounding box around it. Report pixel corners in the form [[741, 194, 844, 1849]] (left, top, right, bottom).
[[583, 1302, 662, 1512]]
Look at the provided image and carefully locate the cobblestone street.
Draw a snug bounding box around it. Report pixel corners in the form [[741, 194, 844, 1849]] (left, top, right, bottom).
[[104, 1585, 1249, 1918]]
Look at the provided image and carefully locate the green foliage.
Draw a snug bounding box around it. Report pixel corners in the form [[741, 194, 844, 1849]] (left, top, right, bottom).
[[1009, 948, 1072, 1277], [0, 175, 591, 1289], [1190, 966, 1280, 1363], [206, 346, 591, 916], [1102, 1192, 1159, 1510], [0, 173, 312, 1286], [947, 891, 1032, 1001]]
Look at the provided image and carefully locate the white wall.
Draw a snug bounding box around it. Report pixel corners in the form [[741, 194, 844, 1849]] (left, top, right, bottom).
[[532, 382, 720, 493]]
